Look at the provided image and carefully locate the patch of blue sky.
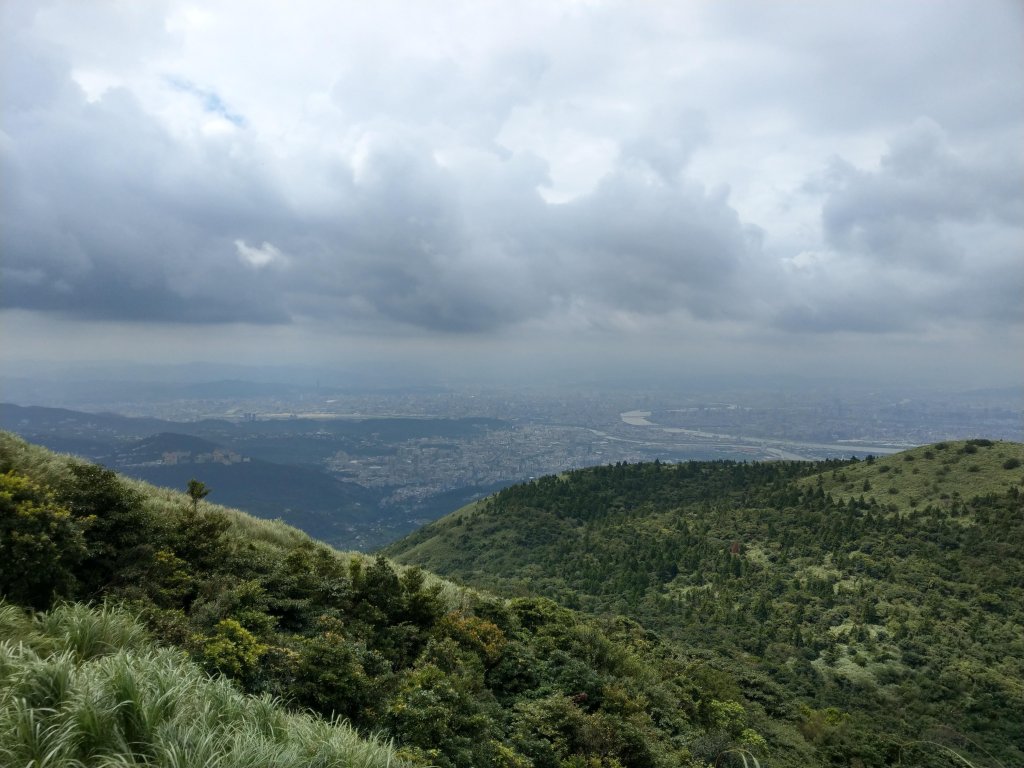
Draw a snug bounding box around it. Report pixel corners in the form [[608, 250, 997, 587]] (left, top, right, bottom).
[[164, 75, 245, 126]]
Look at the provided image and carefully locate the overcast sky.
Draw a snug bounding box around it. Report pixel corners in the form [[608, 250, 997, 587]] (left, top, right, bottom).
[[2, 0, 1022, 387]]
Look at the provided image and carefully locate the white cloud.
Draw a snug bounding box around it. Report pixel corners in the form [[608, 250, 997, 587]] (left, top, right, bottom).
[[235, 240, 286, 269]]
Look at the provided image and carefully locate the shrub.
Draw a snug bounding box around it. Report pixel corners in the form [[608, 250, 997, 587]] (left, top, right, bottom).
[[36, 602, 150, 661], [197, 619, 268, 681], [0, 471, 88, 609]]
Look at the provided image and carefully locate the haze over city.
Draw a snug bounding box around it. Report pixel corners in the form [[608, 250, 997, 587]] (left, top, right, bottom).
[[2, 1, 1022, 388]]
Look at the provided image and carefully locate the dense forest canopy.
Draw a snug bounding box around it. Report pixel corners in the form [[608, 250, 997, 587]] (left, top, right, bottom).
[[387, 440, 1024, 765]]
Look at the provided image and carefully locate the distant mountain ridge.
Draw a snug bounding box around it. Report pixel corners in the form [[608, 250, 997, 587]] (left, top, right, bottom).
[[109, 431, 380, 541], [117, 432, 246, 464], [0, 404, 382, 546], [0, 402, 512, 549], [0, 402, 180, 437]]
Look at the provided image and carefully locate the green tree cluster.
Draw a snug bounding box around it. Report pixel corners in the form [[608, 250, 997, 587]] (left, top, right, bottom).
[[388, 444, 1024, 766], [0, 433, 750, 768]]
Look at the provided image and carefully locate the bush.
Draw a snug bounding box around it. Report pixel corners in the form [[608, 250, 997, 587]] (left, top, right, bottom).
[[198, 618, 268, 681], [1002, 458, 1022, 470], [36, 602, 151, 661], [0, 471, 88, 609]]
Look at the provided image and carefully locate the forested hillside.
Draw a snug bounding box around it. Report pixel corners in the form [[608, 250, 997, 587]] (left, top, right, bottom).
[[3, 431, 1020, 766], [386, 441, 1024, 766], [0, 431, 803, 767]]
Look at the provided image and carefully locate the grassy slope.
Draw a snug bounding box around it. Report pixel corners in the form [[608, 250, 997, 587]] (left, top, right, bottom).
[[806, 439, 1024, 512], [0, 432, 415, 765], [0, 601, 405, 768]]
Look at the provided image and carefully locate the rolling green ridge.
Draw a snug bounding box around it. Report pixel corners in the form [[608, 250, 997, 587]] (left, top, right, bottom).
[[3, 431, 1021, 766], [1, 431, 802, 768], [385, 441, 1024, 766]]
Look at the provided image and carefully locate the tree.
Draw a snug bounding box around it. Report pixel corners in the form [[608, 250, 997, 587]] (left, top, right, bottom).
[[57, 463, 149, 595], [187, 479, 210, 512]]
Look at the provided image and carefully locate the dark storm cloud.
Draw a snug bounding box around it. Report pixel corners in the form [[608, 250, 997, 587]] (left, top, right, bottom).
[[1, 0, 1021, 353], [556, 171, 756, 321], [0, 25, 756, 333], [773, 120, 1024, 334], [267, 133, 756, 333], [1, 86, 291, 325], [1, 33, 290, 324]]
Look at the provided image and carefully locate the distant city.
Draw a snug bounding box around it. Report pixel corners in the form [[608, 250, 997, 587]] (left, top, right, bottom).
[[2, 373, 1020, 549]]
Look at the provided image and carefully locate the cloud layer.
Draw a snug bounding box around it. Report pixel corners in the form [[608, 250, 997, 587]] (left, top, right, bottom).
[[2, 1, 1022, 378]]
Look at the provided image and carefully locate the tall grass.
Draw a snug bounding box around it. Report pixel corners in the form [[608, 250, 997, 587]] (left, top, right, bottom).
[[34, 603, 151, 661], [897, 739, 1008, 768], [0, 600, 406, 768]]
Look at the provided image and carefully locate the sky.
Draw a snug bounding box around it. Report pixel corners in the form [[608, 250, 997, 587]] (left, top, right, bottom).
[[2, 0, 1022, 388]]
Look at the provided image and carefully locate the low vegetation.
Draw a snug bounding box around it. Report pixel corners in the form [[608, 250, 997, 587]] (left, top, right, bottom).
[[3, 431, 1020, 766], [0, 600, 405, 768], [1, 432, 769, 767]]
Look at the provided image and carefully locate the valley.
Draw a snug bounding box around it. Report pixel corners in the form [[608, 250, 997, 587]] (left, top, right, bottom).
[[2, 381, 1018, 550]]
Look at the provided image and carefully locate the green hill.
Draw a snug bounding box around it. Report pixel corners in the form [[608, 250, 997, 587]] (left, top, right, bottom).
[[4, 430, 1021, 767], [0, 431, 803, 768], [807, 438, 1024, 511], [385, 442, 1024, 766]]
